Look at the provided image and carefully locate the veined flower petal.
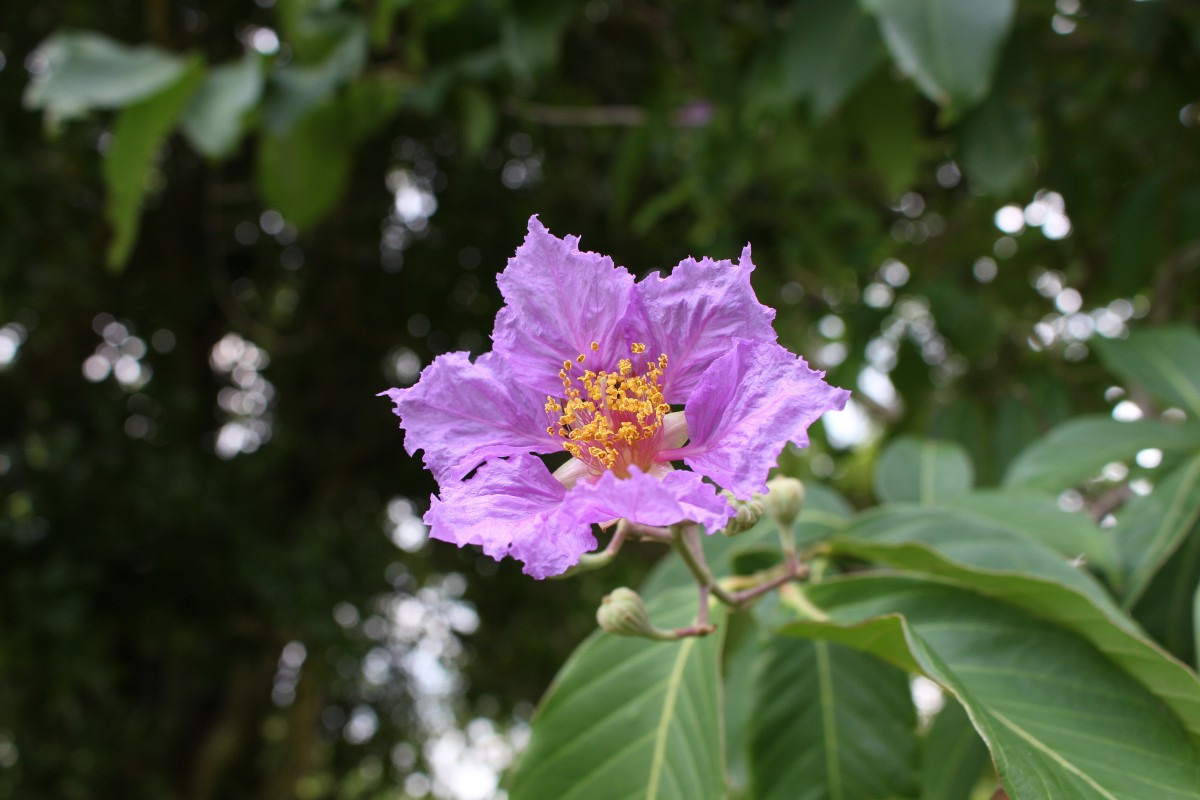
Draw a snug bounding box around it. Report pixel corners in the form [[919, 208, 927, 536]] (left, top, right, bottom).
[[633, 245, 777, 403], [559, 467, 734, 533], [382, 351, 557, 483], [425, 454, 596, 579], [491, 216, 636, 395], [661, 339, 850, 499]]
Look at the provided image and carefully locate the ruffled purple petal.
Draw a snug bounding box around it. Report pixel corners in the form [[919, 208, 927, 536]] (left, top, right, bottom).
[[633, 246, 777, 403], [662, 339, 850, 499], [491, 217, 637, 396], [425, 454, 596, 579], [559, 467, 734, 533], [381, 351, 557, 483]]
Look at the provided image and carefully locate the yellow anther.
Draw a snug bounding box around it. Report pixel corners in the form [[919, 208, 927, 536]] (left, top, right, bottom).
[[577, 353, 586, 363], [631, 342, 646, 354], [590, 341, 600, 351], [563, 360, 573, 371]]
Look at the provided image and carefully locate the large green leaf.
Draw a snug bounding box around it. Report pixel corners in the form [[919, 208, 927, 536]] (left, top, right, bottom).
[[748, 636, 918, 800], [861, 0, 1016, 117], [921, 699, 990, 800], [1118, 453, 1200, 608], [103, 58, 205, 271], [831, 506, 1200, 741], [940, 490, 1119, 584], [180, 54, 264, 159], [873, 436, 973, 505], [783, 576, 1200, 799], [1096, 327, 1200, 418], [23, 32, 188, 121], [783, 0, 886, 118], [1004, 416, 1200, 491], [721, 612, 761, 799], [508, 588, 725, 800]]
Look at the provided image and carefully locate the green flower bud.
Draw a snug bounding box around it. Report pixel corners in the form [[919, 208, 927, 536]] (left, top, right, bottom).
[[596, 587, 674, 640], [720, 492, 765, 537], [763, 476, 805, 532]]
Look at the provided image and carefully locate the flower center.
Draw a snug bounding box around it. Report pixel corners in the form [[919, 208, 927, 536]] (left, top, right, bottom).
[[544, 342, 671, 477]]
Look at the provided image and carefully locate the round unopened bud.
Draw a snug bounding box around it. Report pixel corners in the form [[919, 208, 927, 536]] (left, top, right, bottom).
[[721, 494, 765, 537], [597, 587, 673, 640], [763, 477, 805, 531]]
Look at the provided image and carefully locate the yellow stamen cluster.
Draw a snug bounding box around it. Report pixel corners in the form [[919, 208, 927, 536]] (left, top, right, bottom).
[[545, 342, 671, 473]]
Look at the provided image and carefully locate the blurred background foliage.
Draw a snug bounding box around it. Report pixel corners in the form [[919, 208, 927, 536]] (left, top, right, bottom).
[[2, 0, 1200, 797]]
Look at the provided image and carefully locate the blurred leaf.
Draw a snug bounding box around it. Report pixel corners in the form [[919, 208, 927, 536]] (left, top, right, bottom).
[[830, 509, 1200, 740], [263, 19, 368, 131], [783, 0, 886, 118], [458, 85, 496, 156], [941, 490, 1119, 584], [784, 576, 1200, 798], [180, 54, 264, 159], [991, 394, 1041, 480], [747, 635, 918, 800], [500, 0, 573, 82], [921, 699, 989, 800], [1004, 416, 1200, 491], [873, 436, 974, 504], [722, 612, 761, 798], [1134, 523, 1200, 667], [257, 102, 354, 228], [862, 0, 1016, 118], [958, 92, 1033, 194], [1118, 453, 1200, 608], [507, 588, 726, 800], [23, 31, 188, 122], [103, 58, 205, 271], [1095, 326, 1200, 418], [1107, 171, 1170, 296], [846, 72, 918, 197]]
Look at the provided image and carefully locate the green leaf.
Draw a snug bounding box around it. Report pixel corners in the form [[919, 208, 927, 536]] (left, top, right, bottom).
[[921, 699, 990, 800], [263, 20, 368, 132], [940, 490, 1119, 585], [721, 612, 761, 798], [830, 509, 1200, 743], [1004, 416, 1200, 491], [958, 92, 1033, 194], [23, 31, 188, 122], [748, 636, 918, 800], [873, 436, 973, 505], [1134, 523, 1200, 667], [458, 85, 497, 156], [1118, 454, 1200, 608], [257, 103, 354, 228], [783, 0, 886, 118], [861, 0, 1016, 118], [846, 72, 919, 198], [784, 576, 1200, 799], [180, 54, 264, 159], [1096, 327, 1200, 418], [103, 58, 205, 272], [500, 0, 573, 82], [1107, 172, 1170, 296], [507, 588, 726, 800]]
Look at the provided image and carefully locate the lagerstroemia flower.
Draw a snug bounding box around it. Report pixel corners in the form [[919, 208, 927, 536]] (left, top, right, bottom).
[[381, 217, 849, 578]]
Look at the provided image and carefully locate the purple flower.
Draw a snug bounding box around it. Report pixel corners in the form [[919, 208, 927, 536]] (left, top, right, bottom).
[[381, 217, 849, 578]]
